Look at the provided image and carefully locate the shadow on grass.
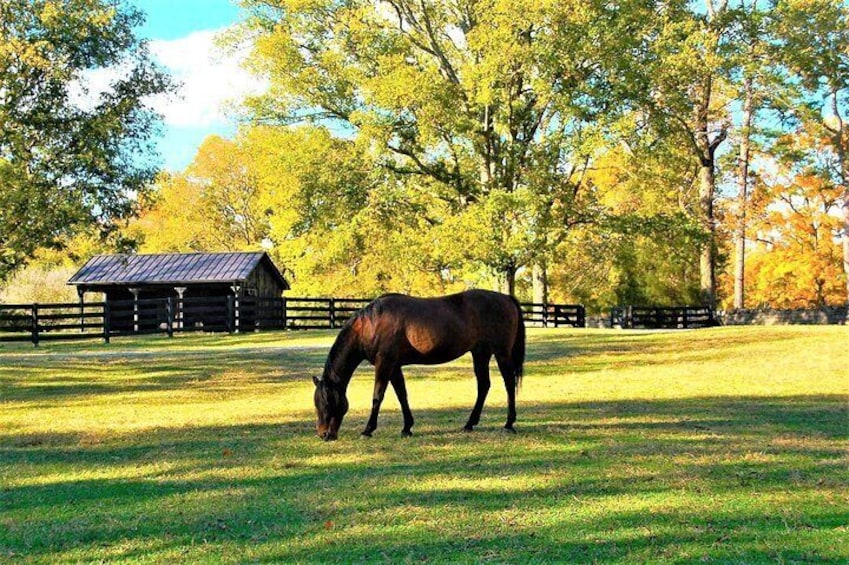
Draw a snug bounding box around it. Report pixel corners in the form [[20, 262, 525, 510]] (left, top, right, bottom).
[[0, 346, 329, 404], [2, 395, 846, 563], [525, 327, 818, 371]]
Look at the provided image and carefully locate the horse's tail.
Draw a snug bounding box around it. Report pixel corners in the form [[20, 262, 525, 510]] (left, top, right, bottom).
[[509, 296, 526, 393]]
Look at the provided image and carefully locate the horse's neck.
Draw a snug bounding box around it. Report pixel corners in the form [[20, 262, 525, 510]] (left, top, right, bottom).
[[326, 326, 363, 387]]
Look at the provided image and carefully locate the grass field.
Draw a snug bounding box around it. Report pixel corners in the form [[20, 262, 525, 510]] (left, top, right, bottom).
[[1, 326, 847, 564]]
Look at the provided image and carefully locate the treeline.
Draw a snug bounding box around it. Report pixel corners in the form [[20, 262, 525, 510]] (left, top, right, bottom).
[[1, 0, 847, 312]]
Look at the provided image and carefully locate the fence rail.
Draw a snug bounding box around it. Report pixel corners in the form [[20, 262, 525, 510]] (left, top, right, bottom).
[[610, 305, 717, 329], [0, 296, 586, 345]]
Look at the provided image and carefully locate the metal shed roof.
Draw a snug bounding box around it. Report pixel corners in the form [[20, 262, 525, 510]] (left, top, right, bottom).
[[68, 252, 289, 289]]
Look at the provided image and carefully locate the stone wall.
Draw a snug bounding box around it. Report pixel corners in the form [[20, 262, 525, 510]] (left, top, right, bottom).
[[719, 307, 847, 326], [587, 307, 847, 328]]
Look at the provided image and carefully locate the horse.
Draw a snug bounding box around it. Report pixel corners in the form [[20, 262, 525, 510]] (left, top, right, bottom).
[[312, 289, 526, 441]]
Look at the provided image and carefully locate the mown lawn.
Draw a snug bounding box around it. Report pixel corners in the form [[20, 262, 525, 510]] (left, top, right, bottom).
[[1, 326, 847, 564]]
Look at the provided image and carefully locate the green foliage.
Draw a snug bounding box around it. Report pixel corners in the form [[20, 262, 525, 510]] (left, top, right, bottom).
[[46, 0, 846, 309], [0, 0, 172, 279], [237, 0, 655, 286], [0, 263, 78, 304]]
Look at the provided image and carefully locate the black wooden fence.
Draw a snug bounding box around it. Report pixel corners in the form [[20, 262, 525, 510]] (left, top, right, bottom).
[[610, 305, 717, 329], [0, 297, 586, 345]]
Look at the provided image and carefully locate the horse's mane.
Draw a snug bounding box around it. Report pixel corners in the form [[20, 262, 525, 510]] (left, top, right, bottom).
[[323, 310, 369, 383]]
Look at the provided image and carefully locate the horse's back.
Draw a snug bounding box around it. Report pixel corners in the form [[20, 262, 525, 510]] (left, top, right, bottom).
[[362, 290, 519, 364]]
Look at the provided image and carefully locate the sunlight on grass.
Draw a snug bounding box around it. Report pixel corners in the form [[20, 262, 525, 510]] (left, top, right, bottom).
[[1, 326, 847, 563]]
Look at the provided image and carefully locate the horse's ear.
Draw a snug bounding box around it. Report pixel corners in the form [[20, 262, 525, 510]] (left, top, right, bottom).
[[313, 375, 323, 386]]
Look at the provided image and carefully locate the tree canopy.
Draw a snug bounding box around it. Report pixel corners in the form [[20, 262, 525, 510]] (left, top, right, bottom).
[[3, 0, 847, 310], [0, 0, 172, 279]]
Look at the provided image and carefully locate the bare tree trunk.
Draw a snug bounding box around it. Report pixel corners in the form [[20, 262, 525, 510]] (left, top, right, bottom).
[[532, 263, 547, 304], [833, 93, 849, 307], [496, 264, 517, 296], [734, 77, 753, 310], [699, 162, 717, 307], [842, 200, 849, 306], [693, 73, 725, 308]]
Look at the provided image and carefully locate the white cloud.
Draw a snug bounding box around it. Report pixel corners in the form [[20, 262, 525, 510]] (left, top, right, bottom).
[[147, 27, 267, 128]]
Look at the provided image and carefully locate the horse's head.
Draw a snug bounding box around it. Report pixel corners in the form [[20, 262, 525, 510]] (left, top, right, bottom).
[[313, 374, 348, 441]]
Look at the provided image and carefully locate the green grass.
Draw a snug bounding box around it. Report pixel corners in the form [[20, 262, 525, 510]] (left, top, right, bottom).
[[1, 326, 847, 564]]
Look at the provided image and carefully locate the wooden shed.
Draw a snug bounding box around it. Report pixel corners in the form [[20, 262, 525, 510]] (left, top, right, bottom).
[[68, 252, 289, 332]]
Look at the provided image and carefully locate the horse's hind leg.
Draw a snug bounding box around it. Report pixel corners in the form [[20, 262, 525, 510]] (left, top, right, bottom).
[[464, 346, 491, 432], [390, 368, 414, 437], [495, 353, 518, 433]]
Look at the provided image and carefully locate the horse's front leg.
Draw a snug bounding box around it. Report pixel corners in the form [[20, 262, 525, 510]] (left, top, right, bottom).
[[362, 361, 391, 437], [390, 367, 414, 437]]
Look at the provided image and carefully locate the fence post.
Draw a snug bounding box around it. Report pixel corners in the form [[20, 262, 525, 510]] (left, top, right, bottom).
[[31, 304, 39, 347], [541, 303, 549, 328], [103, 301, 111, 343], [282, 297, 288, 330], [577, 305, 586, 328], [682, 308, 689, 329], [329, 298, 336, 329]]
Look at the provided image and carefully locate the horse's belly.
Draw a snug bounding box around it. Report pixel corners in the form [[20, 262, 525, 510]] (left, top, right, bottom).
[[403, 326, 471, 364]]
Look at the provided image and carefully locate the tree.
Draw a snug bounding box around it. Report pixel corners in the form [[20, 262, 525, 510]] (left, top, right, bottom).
[[633, 0, 739, 307], [126, 172, 212, 252], [0, 0, 172, 279], [249, 125, 470, 295], [772, 0, 849, 305], [548, 134, 704, 311], [746, 171, 844, 307], [128, 134, 271, 253], [237, 0, 653, 295], [187, 135, 270, 250], [726, 0, 772, 310], [718, 121, 846, 308]]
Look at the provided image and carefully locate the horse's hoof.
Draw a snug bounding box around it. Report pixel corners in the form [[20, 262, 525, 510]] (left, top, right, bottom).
[[361, 431, 373, 438], [401, 430, 413, 438], [502, 426, 517, 434], [462, 426, 474, 433]]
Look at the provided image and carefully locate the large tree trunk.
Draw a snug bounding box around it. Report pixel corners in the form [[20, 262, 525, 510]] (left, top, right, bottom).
[[843, 199, 849, 306], [833, 92, 849, 307], [496, 263, 517, 296], [698, 162, 717, 307], [734, 77, 753, 310], [693, 74, 725, 308], [532, 263, 548, 304]]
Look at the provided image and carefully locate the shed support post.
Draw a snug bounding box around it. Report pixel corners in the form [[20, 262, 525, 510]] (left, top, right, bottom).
[[231, 284, 241, 333], [129, 288, 141, 333], [174, 287, 186, 330]]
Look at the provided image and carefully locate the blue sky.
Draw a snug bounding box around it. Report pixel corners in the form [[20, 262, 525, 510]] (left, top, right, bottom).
[[132, 0, 255, 171]]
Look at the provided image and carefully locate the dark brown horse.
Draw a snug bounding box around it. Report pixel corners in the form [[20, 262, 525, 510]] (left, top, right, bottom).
[[312, 289, 526, 440]]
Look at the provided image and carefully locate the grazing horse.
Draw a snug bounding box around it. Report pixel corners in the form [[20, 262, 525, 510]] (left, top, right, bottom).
[[312, 289, 526, 441]]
